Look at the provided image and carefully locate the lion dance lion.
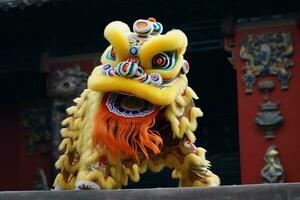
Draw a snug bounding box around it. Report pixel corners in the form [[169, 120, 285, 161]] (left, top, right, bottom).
[[53, 18, 220, 190]]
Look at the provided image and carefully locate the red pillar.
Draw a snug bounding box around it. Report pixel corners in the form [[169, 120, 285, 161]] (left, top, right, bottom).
[[235, 20, 300, 183]]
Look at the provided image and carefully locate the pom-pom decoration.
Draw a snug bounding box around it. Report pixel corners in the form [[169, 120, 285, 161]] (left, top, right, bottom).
[[116, 61, 139, 77], [129, 46, 139, 56], [135, 73, 151, 84], [106, 48, 116, 60], [181, 60, 190, 74], [135, 67, 144, 77], [101, 64, 116, 77], [133, 19, 154, 37], [152, 22, 163, 35], [149, 73, 163, 86]]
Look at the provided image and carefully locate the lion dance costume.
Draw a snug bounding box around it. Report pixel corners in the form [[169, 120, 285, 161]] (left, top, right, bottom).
[[54, 18, 220, 190]]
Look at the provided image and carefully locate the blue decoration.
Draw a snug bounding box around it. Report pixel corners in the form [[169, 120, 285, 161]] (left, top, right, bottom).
[[129, 46, 139, 56]]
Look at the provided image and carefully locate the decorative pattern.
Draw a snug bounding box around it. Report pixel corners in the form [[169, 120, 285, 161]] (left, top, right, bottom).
[[240, 32, 293, 93], [106, 93, 156, 118], [261, 145, 284, 183]]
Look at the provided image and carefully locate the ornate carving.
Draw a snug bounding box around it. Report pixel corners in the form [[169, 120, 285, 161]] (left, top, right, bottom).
[[240, 32, 293, 93], [255, 101, 283, 139], [24, 66, 87, 157], [255, 80, 284, 139], [48, 66, 88, 102], [261, 145, 284, 183], [22, 107, 51, 156]]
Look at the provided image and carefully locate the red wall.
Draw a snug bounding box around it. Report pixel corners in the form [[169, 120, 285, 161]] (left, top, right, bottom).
[[235, 22, 300, 183], [0, 54, 98, 191], [0, 104, 52, 191], [0, 105, 18, 190]]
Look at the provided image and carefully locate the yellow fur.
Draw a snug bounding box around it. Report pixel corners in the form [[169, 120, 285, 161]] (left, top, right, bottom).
[[165, 87, 203, 140], [103, 21, 130, 62], [54, 173, 76, 190], [54, 87, 220, 188]]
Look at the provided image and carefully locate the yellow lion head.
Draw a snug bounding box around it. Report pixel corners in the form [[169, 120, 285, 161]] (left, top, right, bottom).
[[88, 18, 190, 106]]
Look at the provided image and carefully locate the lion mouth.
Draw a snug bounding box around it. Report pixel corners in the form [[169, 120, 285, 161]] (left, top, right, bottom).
[[104, 92, 159, 118]]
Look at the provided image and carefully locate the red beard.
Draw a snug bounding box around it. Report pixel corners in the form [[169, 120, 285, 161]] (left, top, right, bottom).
[[92, 95, 163, 161]]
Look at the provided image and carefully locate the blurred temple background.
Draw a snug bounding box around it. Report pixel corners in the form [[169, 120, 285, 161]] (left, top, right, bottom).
[[0, 0, 299, 190]]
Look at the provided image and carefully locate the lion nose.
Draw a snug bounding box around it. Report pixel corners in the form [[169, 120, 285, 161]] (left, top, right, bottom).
[[116, 61, 140, 78]]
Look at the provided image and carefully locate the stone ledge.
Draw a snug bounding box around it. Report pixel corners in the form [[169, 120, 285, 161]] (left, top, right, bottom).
[[1, 183, 300, 200]]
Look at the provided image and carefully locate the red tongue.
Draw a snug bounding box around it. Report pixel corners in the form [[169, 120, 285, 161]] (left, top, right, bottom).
[[92, 96, 162, 161]]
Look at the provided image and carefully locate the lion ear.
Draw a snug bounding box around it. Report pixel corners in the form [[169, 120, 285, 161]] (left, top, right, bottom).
[[104, 21, 131, 61]]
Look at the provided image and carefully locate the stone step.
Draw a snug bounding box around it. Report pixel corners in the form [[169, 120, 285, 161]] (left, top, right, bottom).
[[0, 183, 299, 200]]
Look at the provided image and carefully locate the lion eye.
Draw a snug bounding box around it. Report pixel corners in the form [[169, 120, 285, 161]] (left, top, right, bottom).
[[107, 48, 116, 60], [152, 52, 176, 69]]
